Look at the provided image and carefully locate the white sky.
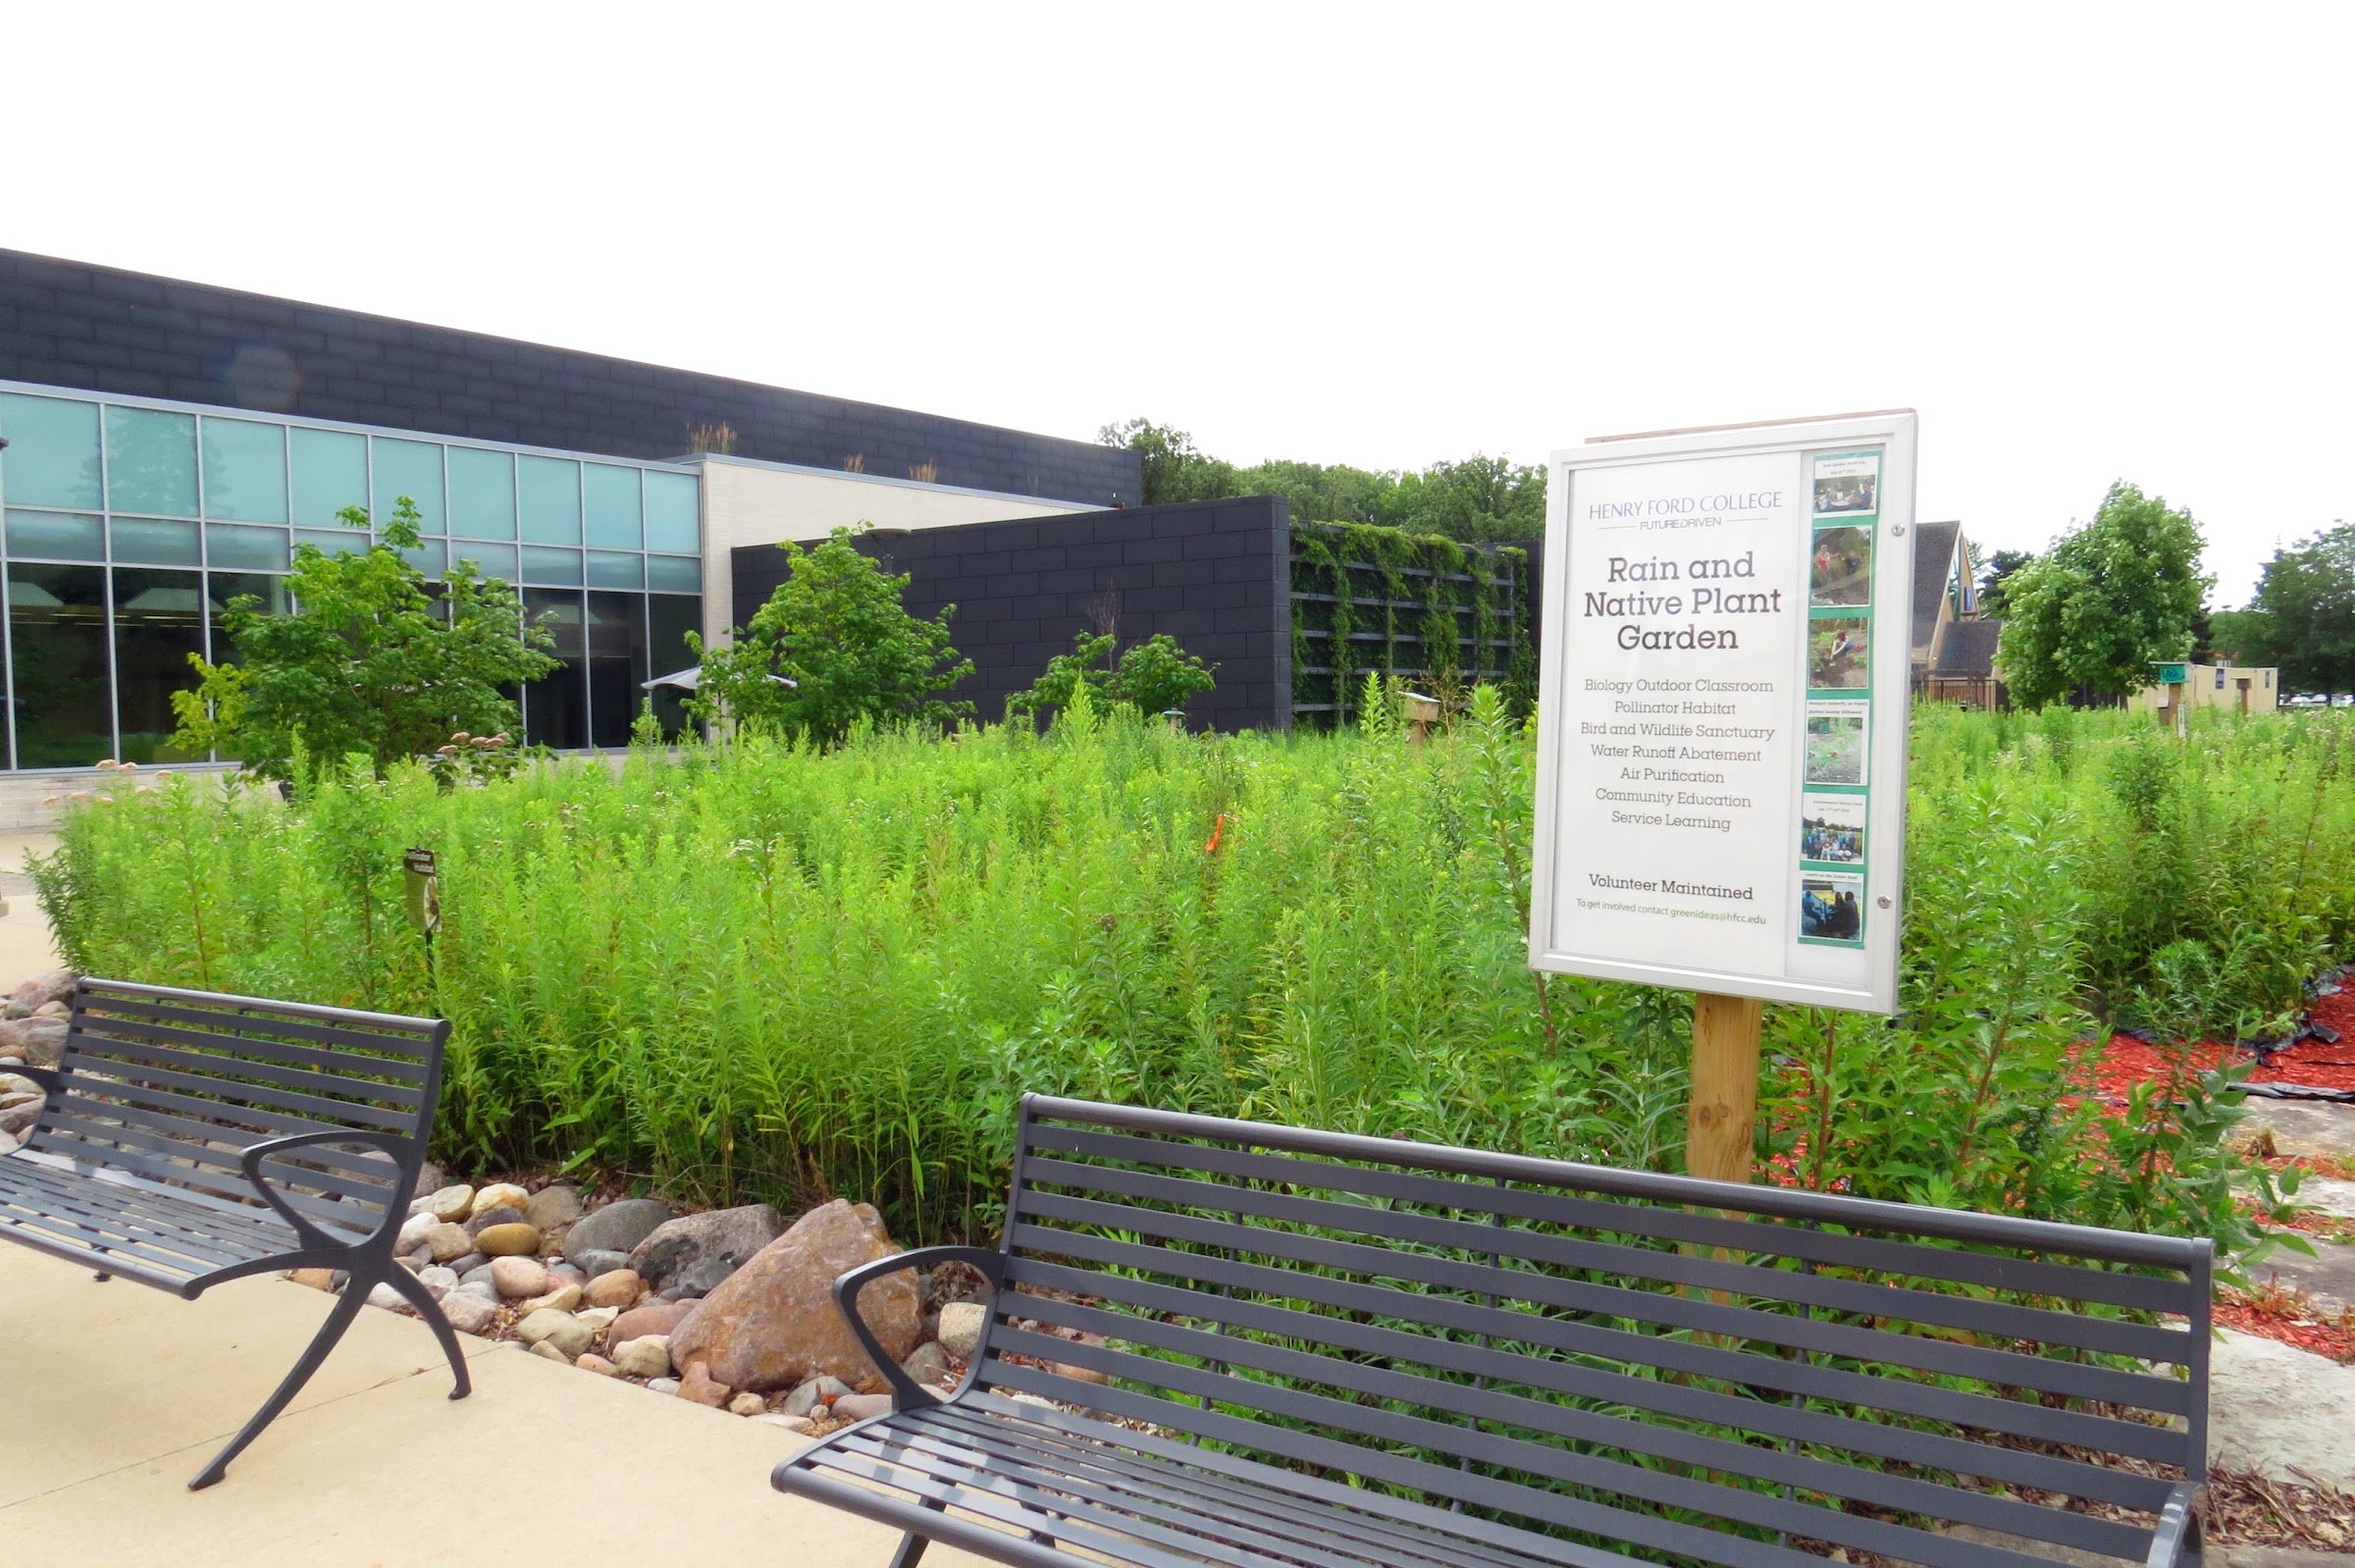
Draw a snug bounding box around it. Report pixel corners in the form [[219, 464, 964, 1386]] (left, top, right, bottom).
[[5, 4, 2348, 605]]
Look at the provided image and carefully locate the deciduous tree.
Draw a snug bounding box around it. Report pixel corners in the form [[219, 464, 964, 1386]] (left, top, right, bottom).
[[1997, 483, 2210, 709]]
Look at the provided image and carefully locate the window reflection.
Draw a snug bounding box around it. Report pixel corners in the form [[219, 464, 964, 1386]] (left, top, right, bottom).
[[113, 568, 207, 763], [521, 588, 586, 750], [9, 563, 111, 769]]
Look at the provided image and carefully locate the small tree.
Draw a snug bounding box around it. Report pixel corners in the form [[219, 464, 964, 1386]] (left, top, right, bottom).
[[1010, 629, 1217, 721], [2222, 522, 2355, 700], [689, 526, 973, 744], [1975, 548, 2038, 616], [170, 497, 555, 780], [1997, 483, 2211, 709]]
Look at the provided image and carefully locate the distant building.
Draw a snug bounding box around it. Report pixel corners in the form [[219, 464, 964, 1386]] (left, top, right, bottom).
[[2131, 662, 2280, 717], [1910, 519, 2006, 706]]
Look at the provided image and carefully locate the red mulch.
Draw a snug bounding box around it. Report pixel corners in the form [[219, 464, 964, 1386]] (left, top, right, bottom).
[[2214, 1285, 2355, 1364]]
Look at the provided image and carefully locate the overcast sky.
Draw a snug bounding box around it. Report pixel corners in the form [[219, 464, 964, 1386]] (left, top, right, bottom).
[[6, 4, 2347, 605]]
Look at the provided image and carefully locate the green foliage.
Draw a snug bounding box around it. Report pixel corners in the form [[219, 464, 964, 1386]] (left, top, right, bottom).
[[167, 498, 554, 781], [1095, 419, 1240, 506], [1974, 547, 2037, 616], [1997, 482, 2212, 709], [688, 526, 974, 744], [1009, 630, 1217, 720], [2222, 519, 2355, 697], [40, 700, 2340, 1261], [1290, 521, 1531, 724]]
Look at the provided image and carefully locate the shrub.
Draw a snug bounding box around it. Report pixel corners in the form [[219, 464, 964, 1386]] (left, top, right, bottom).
[[1009, 630, 1216, 720]]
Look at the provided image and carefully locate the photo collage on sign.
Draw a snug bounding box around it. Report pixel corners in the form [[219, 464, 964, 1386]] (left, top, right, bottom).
[[1799, 449, 1879, 948]]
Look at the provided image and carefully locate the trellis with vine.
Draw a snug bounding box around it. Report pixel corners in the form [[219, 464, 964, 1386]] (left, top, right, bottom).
[[1288, 521, 1534, 727]]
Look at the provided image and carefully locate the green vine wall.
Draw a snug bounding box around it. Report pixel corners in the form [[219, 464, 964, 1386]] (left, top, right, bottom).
[[1289, 522, 1534, 726]]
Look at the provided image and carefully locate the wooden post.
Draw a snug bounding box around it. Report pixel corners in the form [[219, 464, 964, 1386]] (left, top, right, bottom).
[[1687, 991, 1762, 1185]]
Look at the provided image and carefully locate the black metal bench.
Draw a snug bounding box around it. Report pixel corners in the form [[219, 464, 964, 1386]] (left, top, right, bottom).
[[779, 1095, 2211, 1568], [0, 977, 464, 1488]]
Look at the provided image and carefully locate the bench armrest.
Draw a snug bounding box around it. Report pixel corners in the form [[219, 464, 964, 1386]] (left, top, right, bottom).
[[238, 1128, 419, 1257], [832, 1244, 1006, 1409], [2146, 1482, 2204, 1568]]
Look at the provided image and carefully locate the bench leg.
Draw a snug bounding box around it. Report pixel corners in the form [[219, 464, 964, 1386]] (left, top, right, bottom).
[[375, 1264, 472, 1399], [93, 1272, 110, 1281], [890, 1495, 947, 1568], [187, 1277, 368, 1490]]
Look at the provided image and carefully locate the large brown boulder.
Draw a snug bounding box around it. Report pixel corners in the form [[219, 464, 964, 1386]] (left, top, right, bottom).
[[668, 1199, 920, 1392]]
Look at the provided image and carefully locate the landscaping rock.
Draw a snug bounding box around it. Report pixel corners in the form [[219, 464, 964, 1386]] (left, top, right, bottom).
[[490, 1255, 550, 1299], [662, 1254, 739, 1299], [936, 1300, 987, 1361], [608, 1297, 696, 1345], [290, 1268, 337, 1292], [832, 1392, 893, 1422], [530, 1339, 571, 1363], [442, 1291, 498, 1335], [0, 999, 26, 1020], [521, 1281, 582, 1315], [729, 1391, 767, 1417], [576, 1306, 620, 1333], [417, 1266, 458, 1297], [902, 1341, 951, 1388], [0, 1096, 41, 1136], [784, 1375, 854, 1418], [395, 1211, 438, 1253], [0, 1071, 40, 1096], [613, 1335, 672, 1378], [463, 1204, 527, 1238], [451, 1279, 498, 1303], [423, 1223, 474, 1264], [754, 1412, 816, 1435], [669, 1199, 919, 1393], [679, 1360, 732, 1407], [526, 1183, 583, 1229], [366, 1281, 409, 1312], [517, 1307, 593, 1359], [577, 1353, 617, 1377], [0, 1017, 67, 1068], [2210, 1326, 2355, 1490], [475, 1222, 542, 1257], [424, 1184, 475, 1223], [627, 1203, 785, 1290], [647, 1377, 681, 1395], [445, 1251, 490, 1278], [571, 1247, 633, 1281], [411, 1158, 445, 1199], [10, 968, 77, 1012], [470, 1181, 531, 1219], [582, 1268, 643, 1310], [458, 1263, 497, 1292], [563, 1198, 674, 1261], [34, 1001, 68, 1019]]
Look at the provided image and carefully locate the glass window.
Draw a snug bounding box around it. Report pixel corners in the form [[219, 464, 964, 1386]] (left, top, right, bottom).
[[4, 509, 104, 561], [587, 550, 643, 590], [583, 464, 642, 549], [522, 588, 586, 750], [205, 524, 289, 572], [113, 567, 209, 763], [9, 562, 113, 768], [112, 518, 201, 566], [452, 542, 517, 582], [447, 446, 516, 539], [200, 418, 288, 523], [522, 546, 583, 586], [644, 471, 699, 552], [207, 573, 288, 667], [291, 427, 368, 526], [0, 393, 103, 509], [371, 438, 445, 533], [104, 406, 198, 517], [647, 554, 702, 594], [519, 455, 581, 544], [295, 528, 367, 558], [398, 540, 447, 579], [588, 591, 649, 749], [648, 595, 702, 740]]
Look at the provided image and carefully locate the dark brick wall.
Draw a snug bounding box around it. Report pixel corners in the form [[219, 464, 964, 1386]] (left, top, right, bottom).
[[0, 248, 1139, 507], [733, 497, 1293, 732]]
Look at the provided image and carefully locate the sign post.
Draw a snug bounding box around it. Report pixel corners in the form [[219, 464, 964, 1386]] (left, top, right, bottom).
[[1529, 412, 1919, 1183]]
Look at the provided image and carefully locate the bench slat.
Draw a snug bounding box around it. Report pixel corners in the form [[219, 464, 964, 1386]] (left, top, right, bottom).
[[78, 983, 444, 1048], [52, 1049, 418, 1131], [1024, 1124, 2195, 1316], [31, 1101, 403, 1212], [31, 1090, 407, 1192], [0, 1184, 278, 1277], [70, 1019, 430, 1098], [0, 1156, 296, 1249], [29, 1110, 386, 1234]]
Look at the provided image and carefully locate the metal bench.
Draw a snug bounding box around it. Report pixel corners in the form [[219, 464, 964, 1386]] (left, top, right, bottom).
[[0, 977, 464, 1488], [778, 1095, 2211, 1568]]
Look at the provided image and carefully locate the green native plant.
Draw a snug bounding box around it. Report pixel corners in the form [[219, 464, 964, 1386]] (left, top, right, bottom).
[[1009, 630, 1217, 720], [1997, 482, 2212, 709], [168, 497, 555, 781], [687, 525, 975, 744]]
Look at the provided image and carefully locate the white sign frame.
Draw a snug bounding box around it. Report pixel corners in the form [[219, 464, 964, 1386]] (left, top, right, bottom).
[[1528, 411, 1918, 1015]]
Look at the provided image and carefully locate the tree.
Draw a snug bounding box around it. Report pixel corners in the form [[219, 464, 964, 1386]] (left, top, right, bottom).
[[169, 497, 555, 780], [1385, 454, 1547, 543], [1097, 419, 1241, 506], [1996, 483, 2211, 709], [1010, 629, 1217, 719], [688, 526, 974, 744], [1975, 549, 2038, 616], [2221, 522, 2355, 698]]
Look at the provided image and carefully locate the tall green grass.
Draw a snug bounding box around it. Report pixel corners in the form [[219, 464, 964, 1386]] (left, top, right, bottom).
[[37, 699, 2347, 1252]]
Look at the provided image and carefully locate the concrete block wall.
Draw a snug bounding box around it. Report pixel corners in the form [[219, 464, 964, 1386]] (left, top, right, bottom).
[[733, 497, 1294, 732], [0, 248, 1139, 507]]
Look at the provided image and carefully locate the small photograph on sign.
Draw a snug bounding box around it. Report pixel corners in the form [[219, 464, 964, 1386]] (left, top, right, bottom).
[[1805, 703, 1868, 785], [1800, 871, 1865, 942], [1812, 452, 1879, 517], [1807, 618, 1869, 689], [1800, 793, 1866, 865], [1810, 525, 1872, 606]]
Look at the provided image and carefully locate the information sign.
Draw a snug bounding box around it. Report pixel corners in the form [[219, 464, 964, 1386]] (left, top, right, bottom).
[[1528, 412, 1917, 1014]]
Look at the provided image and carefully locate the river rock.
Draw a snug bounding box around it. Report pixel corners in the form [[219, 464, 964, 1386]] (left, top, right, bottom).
[[0, 1017, 66, 1069], [421, 1223, 472, 1264], [476, 1222, 541, 1257], [613, 1334, 672, 1378], [608, 1298, 695, 1345], [583, 1268, 643, 1310], [394, 1211, 438, 1252], [662, 1255, 739, 1299], [563, 1198, 674, 1261], [729, 1391, 767, 1416], [936, 1300, 987, 1361], [521, 1281, 581, 1315], [0, 1072, 40, 1096], [491, 1255, 550, 1299], [10, 969, 77, 1012], [424, 1184, 475, 1223], [464, 1204, 527, 1238], [446, 1251, 490, 1277], [754, 1412, 816, 1435], [577, 1353, 617, 1377], [576, 1306, 620, 1333], [442, 1290, 499, 1334], [530, 1339, 570, 1363], [903, 1341, 952, 1388], [410, 1158, 445, 1199], [832, 1392, 893, 1422], [366, 1281, 409, 1312], [526, 1183, 583, 1229], [290, 1267, 337, 1292], [669, 1199, 920, 1393], [627, 1203, 785, 1290], [0, 1097, 41, 1136], [571, 1247, 632, 1281], [470, 1181, 531, 1219], [679, 1360, 731, 1407], [417, 1266, 459, 1297], [784, 1375, 854, 1418], [647, 1377, 681, 1395], [517, 1307, 593, 1358]]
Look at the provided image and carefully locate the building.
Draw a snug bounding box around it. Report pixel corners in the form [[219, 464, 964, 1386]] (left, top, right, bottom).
[[2131, 662, 2281, 717], [1909, 518, 2008, 706], [0, 248, 1137, 773]]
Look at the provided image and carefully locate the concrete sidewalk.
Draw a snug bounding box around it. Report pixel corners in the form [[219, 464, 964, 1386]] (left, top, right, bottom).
[[0, 1245, 991, 1567]]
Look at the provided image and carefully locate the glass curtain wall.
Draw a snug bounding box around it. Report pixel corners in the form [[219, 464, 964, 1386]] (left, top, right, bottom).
[[0, 385, 702, 767]]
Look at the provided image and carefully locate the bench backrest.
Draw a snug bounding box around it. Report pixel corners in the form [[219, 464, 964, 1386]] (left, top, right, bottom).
[[25, 978, 449, 1245], [974, 1095, 2209, 1568]]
